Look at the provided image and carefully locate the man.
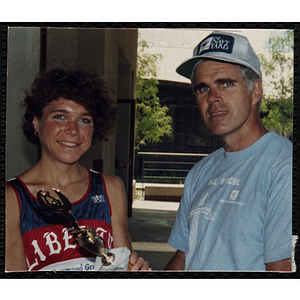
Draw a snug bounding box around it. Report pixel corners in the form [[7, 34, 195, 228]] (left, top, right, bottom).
[[165, 31, 292, 271]]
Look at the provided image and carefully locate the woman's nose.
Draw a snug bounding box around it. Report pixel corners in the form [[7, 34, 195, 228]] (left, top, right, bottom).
[[65, 120, 79, 136]]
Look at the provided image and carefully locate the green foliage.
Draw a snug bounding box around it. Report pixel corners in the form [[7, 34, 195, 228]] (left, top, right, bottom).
[[135, 39, 172, 150], [258, 30, 293, 138]]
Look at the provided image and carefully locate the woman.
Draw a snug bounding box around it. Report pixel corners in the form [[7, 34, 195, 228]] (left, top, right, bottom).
[[6, 68, 149, 271]]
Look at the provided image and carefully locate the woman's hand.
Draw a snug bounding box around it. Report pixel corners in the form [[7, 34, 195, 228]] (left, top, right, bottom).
[[104, 175, 152, 272], [128, 251, 151, 271]]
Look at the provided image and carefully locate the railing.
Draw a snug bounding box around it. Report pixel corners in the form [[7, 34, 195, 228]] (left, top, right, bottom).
[[136, 152, 208, 184]]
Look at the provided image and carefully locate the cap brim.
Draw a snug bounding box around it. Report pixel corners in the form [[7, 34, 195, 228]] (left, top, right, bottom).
[[176, 57, 204, 80], [176, 54, 261, 80]]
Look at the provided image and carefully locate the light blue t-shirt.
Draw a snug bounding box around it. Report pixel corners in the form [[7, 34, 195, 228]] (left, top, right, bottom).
[[168, 132, 292, 271]]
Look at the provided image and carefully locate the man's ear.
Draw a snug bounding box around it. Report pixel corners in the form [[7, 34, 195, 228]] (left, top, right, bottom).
[[252, 79, 263, 106]]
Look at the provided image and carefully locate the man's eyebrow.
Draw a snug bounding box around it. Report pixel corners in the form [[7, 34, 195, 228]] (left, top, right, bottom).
[[216, 78, 237, 84], [194, 82, 208, 90], [194, 78, 238, 90]]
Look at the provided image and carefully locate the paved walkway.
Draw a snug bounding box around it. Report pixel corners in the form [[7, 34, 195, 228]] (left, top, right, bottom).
[[128, 198, 178, 270]]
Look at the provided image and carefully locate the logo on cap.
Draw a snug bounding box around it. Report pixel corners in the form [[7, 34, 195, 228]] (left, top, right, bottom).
[[194, 34, 235, 56]]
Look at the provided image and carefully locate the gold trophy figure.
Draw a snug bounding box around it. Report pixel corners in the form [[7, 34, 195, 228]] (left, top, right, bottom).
[[37, 188, 115, 266]]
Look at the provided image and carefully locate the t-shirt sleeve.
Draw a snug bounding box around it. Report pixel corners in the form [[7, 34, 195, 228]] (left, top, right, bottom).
[[263, 156, 292, 264], [168, 172, 193, 252]]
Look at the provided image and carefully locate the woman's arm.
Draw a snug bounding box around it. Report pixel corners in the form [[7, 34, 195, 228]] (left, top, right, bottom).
[[5, 183, 27, 271], [103, 174, 150, 270]]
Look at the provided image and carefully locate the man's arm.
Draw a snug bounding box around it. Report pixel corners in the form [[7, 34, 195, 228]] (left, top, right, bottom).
[[164, 250, 185, 270], [265, 258, 292, 272]]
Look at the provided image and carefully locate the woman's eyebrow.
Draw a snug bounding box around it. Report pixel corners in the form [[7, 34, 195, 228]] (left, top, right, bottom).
[[49, 110, 92, 117], [49, 109, 69, 114]]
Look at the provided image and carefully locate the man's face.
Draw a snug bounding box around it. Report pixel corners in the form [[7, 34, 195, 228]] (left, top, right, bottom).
[[194, 60, 258, 141]]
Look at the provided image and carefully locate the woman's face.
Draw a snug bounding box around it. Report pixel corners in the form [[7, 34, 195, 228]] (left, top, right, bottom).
[[33, 97, 94, 165]]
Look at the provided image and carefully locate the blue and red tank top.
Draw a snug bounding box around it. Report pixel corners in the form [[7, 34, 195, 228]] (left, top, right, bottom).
[[7, 169, 114, 271]]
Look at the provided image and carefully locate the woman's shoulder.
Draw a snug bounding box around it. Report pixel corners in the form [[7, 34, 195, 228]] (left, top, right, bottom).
[[6, 181, 17, 195], [5, 181, 20, 214], [101, 172, 124, 189], [100, 172, 125, 199], [12, 165, 38, 185]]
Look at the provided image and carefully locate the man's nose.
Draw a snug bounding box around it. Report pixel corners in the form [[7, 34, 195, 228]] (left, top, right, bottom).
[[207, 87, 221, 104]]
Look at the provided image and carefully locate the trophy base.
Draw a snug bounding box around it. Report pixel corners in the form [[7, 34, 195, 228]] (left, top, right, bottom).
[[94, 247, 131, 271]]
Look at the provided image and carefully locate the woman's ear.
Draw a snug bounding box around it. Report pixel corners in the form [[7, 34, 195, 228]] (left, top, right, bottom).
[[32, 117, 40, 133], [252, 79, 263, 106]]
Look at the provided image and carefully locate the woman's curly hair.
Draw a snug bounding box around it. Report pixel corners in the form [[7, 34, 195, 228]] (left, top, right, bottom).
[[22, 68, 118, 146]]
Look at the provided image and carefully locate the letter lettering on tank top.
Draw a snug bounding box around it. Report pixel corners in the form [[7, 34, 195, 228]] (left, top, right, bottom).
[[31, 239, 46, 261], [43, 232, 62, 255], [27, 257, 39, 271], [62, 228, 77, 251]]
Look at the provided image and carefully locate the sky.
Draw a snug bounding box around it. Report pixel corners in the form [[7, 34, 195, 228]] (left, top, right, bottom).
[[138, 28, 291, 83]]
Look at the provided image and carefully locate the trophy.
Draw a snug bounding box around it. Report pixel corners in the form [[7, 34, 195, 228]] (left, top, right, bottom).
[[37, 188, 130, 270]]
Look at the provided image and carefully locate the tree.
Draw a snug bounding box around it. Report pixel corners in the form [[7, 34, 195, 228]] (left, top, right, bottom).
[[135, 39, 172, 150], [258, 30, 293, 139]]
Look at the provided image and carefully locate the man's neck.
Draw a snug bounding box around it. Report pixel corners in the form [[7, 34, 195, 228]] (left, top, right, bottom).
[[222, 120, 268, 152]]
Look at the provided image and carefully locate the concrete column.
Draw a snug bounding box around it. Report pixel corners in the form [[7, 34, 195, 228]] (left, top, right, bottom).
[[6, 27, 41, 180]]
